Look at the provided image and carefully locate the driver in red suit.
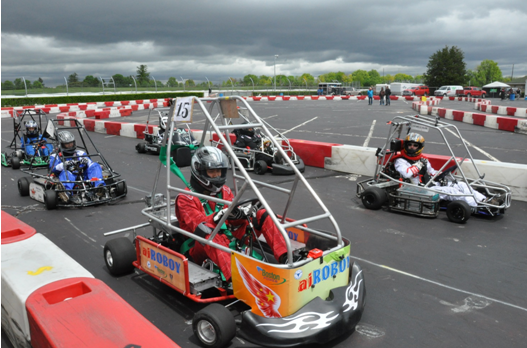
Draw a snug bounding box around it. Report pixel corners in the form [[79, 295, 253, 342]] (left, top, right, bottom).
[[175, 146, 288, 281]]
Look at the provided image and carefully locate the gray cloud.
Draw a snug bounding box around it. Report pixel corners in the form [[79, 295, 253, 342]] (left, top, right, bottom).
[[2, 0, 526, 86]]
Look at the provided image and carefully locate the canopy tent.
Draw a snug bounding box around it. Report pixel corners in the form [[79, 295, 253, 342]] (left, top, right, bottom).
[[482, 81, 510, 88]]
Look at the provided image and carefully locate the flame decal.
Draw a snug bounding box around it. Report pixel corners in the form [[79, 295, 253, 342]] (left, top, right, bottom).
[[342, 269, 363, 312], [235, 258, 282, 318], [256, 311, 339, 333]]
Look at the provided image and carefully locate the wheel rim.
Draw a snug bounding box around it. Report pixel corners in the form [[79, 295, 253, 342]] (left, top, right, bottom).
[[196, 320, 216, 344], [451, 206, 466, 221], [105, 250, 114, 267], [364, 193, 375, 206]]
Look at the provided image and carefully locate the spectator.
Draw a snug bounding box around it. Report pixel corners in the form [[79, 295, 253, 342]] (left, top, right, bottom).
[[500, 88, 506, 101], [516, 88, 521, 99], [379, 87, 385, 105], [367, 87, 373, 105], [385, 86, 391, 105]]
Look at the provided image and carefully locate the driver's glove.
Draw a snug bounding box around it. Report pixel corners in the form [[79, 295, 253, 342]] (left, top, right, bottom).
[[64, 160, 75, 171], [213, 207, 245, 223], [79, 157, 89, 165]]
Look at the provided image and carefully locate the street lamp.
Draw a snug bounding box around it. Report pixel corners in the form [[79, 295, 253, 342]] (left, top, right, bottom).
[[274, 55, 279, 91]]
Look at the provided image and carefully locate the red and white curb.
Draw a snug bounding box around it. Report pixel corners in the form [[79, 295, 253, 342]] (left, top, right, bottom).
[[1, 211, 179, 347]]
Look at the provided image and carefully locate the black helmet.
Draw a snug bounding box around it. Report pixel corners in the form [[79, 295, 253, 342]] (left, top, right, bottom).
[[190, 146, 229, 193], [58, 131, 76, 156], [403, 132, 425, 158], [159, 116, 168, 131], [25, 120, 39, 137], [239, 121, 255, 137]]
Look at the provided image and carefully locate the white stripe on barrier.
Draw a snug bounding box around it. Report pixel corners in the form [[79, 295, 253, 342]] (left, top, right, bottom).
[[1, 233, 94, 344], [483, 115, 499, 129], [463, 112, 474, 124], [94, 121, 106, 133], [120, 123, 137, 138], [445, 109, 454, 120]]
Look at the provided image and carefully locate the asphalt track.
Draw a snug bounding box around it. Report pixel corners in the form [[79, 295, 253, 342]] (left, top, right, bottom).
[[2, 98, 527, 348]]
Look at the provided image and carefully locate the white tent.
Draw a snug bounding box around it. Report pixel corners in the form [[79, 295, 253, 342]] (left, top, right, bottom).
[[483, 81, 510, 88]]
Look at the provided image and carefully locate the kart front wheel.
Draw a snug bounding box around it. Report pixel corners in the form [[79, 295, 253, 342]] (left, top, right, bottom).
[[11, 156, 21, 170], [104, 237, 136, 276], [193, 303, 236, 348], [361, 187, 387, 210], [44, 190, 58, 210], [446, 200, 471, 223], [136, 142, 146, 153], [18, 177, 31, 196], [116, 181, 127, 196], [254, 160, 268, 175]]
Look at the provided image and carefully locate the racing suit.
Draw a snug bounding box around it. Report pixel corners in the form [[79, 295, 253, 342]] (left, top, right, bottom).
[[176, 185, 287, 281], [49, 150, 105, 191], [21, 135, 53, 156], [394, 157, 485, 207]]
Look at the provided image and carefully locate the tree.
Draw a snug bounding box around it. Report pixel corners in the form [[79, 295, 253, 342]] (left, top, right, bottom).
[[14, 78, 24, 89], [2, 80, 15, 90], [367, 70, 382, 86], [112, 74, 127, 87], [423, 46, 466, 87], [83, 75, 100, 87], [167, 77, 179, 88], [352, 70, 369, 86], [243, 74, 258, 86], [136, 65, 150, 85], [32, 81, 43, 89], [469, 59, 503, 86], [68, 73, 79, 84], [38, 77, 45, 87], [393, 73, 413, 82]]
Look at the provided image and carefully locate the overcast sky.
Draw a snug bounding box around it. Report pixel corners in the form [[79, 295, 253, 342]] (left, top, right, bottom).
[[2, 0, 526, 86]]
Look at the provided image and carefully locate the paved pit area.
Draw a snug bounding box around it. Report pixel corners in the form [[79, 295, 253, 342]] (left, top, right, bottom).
[[2, 98, 526, 348]]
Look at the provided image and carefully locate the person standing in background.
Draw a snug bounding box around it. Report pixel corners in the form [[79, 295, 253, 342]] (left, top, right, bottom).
[[379, 87, 385, 105], [367, 87, 373, 105], [385, 86, 391, 105]]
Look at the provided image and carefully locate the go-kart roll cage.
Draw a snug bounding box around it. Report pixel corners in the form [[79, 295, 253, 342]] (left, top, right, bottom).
[[21, 119, 124, 186], [142, 95, 343, 266], [368, 114, 511, 209]]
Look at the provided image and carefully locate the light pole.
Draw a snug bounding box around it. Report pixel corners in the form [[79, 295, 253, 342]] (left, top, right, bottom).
[[274, 55, 279, 91]]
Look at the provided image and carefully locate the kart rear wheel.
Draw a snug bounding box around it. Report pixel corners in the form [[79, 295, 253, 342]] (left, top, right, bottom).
[[44, 190, 58, 210], [136, 142, 146, 153], [11, 156, 21, 169], [104, 237, 136, 276], [446, 200, 471, 223], [18, 177, 31, 196], [254, 160, 268, 175], [193, 303, 236, 348], [361, 186, 387, 210], [116, 181, 127, 196]]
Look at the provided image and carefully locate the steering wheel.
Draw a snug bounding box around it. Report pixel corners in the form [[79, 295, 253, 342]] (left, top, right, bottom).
[[433, 164, 458, 182], [231, 197, 261, 214]]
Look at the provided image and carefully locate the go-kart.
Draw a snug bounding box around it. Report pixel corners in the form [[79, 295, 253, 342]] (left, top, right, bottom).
[[103, 96, 365, 348], [135, 107, 199, 166], [1, 109, 54, 169], [356, 114, 512, 223], [16, 118, 127, 209], [211, 107, 305, 175]]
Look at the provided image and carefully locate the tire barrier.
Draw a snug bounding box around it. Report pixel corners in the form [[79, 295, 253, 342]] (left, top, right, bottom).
[[1, 211, 180, 348]]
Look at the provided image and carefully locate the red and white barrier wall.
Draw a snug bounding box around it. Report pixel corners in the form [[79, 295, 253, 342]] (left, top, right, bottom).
[[1, 211, 179, 348]]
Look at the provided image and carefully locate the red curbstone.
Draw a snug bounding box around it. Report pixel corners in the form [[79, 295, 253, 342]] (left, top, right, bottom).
[[491, 106, 499, 113], [45, 104, 58, 107], [84, 110, 95, 117], [131, 105, 139, 111], [452, 110, 465, 121], [289, 139, 341, 168], [506, 107, 517, 116], [59, 106, 70, 112], [472, 113, 486, 126], [143, 103, 151, 109], [26, 278, 180, 348], [40, 108, 51, 113], [1, 211, 37, 244], [341, 95, 350, 100], [119, 109, 133, 116], [134, 124, 154, 139], [104, 122, 122, 135], [497, 117, 519, 132], [94, 111, 110, 119], [121, 101, 130, 105], [135, 100, 144, 104], [84, 119, 95, 131], [268, 96, 277, 101], [310, 96, 319, 100], [296, 96, 305, 100], [253, 97, 262, 101], [438, 108, 447, 117], [78, 105, 88, 110], [104, 102, 114, 107], [282, 96, 291, 101], [150, 99, 158, 102]]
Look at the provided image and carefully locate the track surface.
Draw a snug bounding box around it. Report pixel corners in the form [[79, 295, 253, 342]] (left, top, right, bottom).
[[2, 98, 527, 348]]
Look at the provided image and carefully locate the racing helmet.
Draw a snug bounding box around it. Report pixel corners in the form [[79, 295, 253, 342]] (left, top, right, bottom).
[[58, 131, 76, 156], [190, 146, 229, 193], [159, 116, 168, 131], [403, 132, 425, 158], [25, 120, 39, 137], [239, 121, 255, 137]]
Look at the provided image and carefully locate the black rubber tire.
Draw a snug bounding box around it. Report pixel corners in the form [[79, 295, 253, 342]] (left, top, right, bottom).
[[11, 156, 21, 169], [446, 201, 471, 223], [103, 237, 136, 276], [116, 181, 127, 196], [254, 160, 268, 175], [361, 186, 387, 210], [44, 190, 58, 210], [18, 177, 31, 196], [193, 303, 236, 348], [136, 143, 146, 153]]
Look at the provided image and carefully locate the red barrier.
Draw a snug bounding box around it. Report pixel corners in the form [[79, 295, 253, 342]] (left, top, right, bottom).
[[326, 96, 334, 100], [1, 211, 36, 244], [268, 96, 276, 101], [135, 100, 144, 104], [437, 108, 446, 117], [253, 97, 262, 101], [497, 118, 519, 132], [85, 110, 95, 117], [311, 96, 319, 100], [134, 124, 155, 139], [357, 96, 367, 100], [104, 122, 122, 135], [83, 119, 95, 132], [104, 102, 114, 107], [506, 107, 517, 116], [59, 107, 70, 112], [211, 133, 237, 147], [341, 95, 350, 100], [296, 96, 305, 100], [452, 110, 464, 121], [94, 111, 110, 119], [119, 109, 133, 116], [289, 139, 341, 168], [121, 101, 130, 105], [131, 105, 139, 111], [26, 278, 179, 348], [472, 113, 487, 126], [150, 99, 158, 102], [78, 105, 88, 111], [283, 96, 291, 101], [491, 106, 499, 113], [143, 103, 151, 109]]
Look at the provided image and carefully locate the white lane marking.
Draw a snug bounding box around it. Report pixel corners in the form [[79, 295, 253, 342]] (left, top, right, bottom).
[[127, 185, 151, 194], [280, 117, 318, 136], [351, 255, 527, 313], [64, 217, 97, 243], [362, 120, 376, 147], [444, 127, 500, 162]]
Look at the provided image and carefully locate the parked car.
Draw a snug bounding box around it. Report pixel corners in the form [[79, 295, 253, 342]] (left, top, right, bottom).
[[455, 87, 486, 98], [402, 85, 429, 97], [434, 85, 463, 97]]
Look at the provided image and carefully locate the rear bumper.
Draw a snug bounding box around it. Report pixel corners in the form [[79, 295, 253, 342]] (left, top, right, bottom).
[[238, 262, 365, 347]]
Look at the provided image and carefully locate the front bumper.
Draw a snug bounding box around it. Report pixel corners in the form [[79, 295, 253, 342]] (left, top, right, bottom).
[[237, 262, 365, 347], [272, 158, 305, 175]]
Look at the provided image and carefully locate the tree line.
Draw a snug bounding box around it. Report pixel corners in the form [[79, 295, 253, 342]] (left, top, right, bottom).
[[0, 47, 516, 90]]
